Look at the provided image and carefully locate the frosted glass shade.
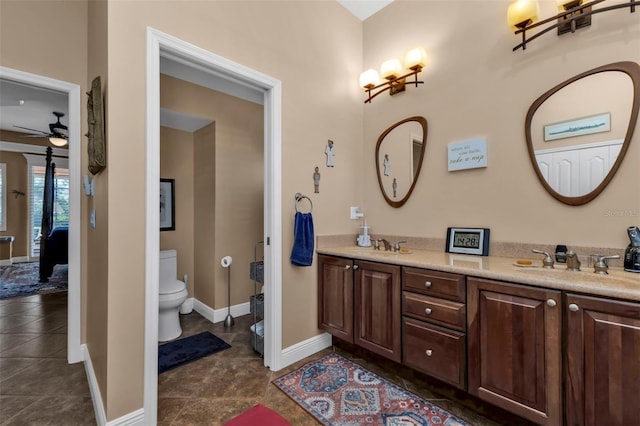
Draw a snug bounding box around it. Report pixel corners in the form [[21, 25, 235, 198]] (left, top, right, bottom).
[[507, 0, 539, 28], [49, 137, 68, 147], [380, 59, 402, 80], [404, 47, 427, 70], [359, 69, 380, 89]]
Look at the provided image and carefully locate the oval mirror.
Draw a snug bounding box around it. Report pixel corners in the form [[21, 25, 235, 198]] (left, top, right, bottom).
[[376, 116, 427, 208], [525, 61, 640, 206]]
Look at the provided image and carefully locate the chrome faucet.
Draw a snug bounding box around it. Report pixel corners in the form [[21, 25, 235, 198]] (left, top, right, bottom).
[[532, 249, 554, 269], [592, 254, 620, 275], [394, 240, 407, 252], [380, 239, 392, 251], [566, 251, 581, 271], [372, 239, 381, 250]]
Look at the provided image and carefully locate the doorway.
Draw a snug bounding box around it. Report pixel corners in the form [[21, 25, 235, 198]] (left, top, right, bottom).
[[0, 66, 82, 363], [146, 28, 283, 425]]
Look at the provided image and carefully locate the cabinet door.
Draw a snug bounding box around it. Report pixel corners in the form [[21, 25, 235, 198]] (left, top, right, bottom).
[[354, 260, 401, 362], [566, 294, 640, 426], [467, 278, 562, 426], [317, 255, 353, 342]]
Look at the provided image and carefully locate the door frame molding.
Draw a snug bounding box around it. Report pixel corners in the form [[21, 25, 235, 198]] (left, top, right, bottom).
[[0, 66, 82, 363], [145, 27, 283, 425]]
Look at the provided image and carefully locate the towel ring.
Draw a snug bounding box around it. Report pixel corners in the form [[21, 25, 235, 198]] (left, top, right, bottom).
[[294, 193, 313, 213]]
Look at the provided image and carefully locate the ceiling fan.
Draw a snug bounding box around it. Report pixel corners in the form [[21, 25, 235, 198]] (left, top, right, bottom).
[[14, 111, 68, 147]]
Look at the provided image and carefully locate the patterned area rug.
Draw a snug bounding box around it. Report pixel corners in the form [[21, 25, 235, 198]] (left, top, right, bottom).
[[0, 262, 68, 299], [273, 353, 470, 426]]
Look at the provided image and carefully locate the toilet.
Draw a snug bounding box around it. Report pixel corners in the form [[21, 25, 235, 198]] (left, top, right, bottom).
[[159, 250, 188, 342]]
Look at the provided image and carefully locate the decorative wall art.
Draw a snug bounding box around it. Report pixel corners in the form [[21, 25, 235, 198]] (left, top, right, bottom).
[[447, 138, 487, 171], [160, 179, 175, 231], [543, 112, 611, 142], [325, 139, 335, 167], [313, 167, 320, 193], [86, 76, 106, 175]]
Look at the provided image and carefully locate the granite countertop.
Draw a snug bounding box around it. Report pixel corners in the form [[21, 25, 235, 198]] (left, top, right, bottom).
[[316, 245, 640, 302]]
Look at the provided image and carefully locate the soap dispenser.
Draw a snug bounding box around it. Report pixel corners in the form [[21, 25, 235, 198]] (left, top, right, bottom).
[[357, 219, 371, 247]]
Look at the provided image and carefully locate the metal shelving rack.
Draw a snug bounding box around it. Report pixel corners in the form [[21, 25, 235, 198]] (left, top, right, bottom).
[[249, 241, 264, 356]]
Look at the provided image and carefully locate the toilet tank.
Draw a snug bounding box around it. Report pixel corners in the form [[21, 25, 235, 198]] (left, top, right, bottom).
[[159, 250, 178, 282]]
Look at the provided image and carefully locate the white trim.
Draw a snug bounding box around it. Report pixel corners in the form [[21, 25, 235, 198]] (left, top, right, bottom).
[[192, 298, 251, 324], [11, 255, 29, 263], [146, 27, 283, 423], [0, 141, 69, 157], [0, 259, 10, 266], [280, 332, 333, 370], [83, 344, 106, 425], [535, 138, 624, 155], [107, 410, 145, 426], [0, 67, 82, 364]]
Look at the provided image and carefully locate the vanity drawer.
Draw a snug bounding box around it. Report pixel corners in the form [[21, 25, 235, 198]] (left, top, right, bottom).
[[402, 291, 465, 331], [403, 317, 466, 390], [403, 267, 465, 302]]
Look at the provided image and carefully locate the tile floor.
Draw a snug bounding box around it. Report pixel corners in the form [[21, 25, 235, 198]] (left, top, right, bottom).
[[1, 292, 532, 425]]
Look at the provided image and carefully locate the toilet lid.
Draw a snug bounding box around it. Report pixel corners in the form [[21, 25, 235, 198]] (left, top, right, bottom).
[[160, 279, 186, 295]]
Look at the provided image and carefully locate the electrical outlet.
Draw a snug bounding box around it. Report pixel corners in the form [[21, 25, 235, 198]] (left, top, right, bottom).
[[350, 207, 363, 219]]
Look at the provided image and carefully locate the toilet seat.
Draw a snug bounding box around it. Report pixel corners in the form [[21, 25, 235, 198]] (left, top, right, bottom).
[[160, 279, 186, 295]]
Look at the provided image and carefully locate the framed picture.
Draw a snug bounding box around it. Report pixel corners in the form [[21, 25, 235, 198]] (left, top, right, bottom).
[[544, 112, 611, 141], [160, 179, 175, 231]]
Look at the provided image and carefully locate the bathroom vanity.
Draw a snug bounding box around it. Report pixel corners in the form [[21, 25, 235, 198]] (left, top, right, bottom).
[[317, 246, 640, 426]]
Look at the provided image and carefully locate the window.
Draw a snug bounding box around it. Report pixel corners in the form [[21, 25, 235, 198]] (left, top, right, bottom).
[[0, 163, 6, 231], [23, 154, 69, 259]]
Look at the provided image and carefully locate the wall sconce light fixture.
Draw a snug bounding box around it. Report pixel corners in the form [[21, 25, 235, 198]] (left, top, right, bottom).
[[360, 47, 427, 103], [508, 0, 638, 52]]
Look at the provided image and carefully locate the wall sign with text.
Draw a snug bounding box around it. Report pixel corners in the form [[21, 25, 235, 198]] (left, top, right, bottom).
[[447, 137, 487, 171]]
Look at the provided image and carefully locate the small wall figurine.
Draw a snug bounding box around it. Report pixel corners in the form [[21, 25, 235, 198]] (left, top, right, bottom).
[[392, 178, 398, 198], [325, 139, 335, 167], [313, 166, 320, 193], [384, 154, 390, 176]]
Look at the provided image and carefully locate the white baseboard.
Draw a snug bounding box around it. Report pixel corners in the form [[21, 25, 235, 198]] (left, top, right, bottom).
[[280, 332, 332, 370], [82, 344, 107, 426], [192, 298, 250, 324], [0, 259, 10, 266], [12, 256, 29, 264], [83, 344, 145, 426]]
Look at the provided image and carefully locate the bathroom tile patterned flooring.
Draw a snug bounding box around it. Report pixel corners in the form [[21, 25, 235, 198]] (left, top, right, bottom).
[[0, 293, 529, 425]]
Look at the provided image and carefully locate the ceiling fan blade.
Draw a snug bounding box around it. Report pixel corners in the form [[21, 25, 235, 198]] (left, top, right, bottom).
[[14, 125, 50, 135]]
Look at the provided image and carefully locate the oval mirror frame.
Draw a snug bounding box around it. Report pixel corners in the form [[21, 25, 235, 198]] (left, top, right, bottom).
[[525, 61, 640, 206], [375, 116, 428, 208]]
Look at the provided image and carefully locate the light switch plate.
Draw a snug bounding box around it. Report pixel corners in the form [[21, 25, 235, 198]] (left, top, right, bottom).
[[350, 206, 363, 219]]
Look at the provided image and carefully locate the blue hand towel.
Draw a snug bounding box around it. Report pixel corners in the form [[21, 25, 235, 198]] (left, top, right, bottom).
[[290, 212, 314, 266]]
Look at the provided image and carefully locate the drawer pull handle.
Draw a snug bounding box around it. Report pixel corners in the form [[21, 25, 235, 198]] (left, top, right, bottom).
[[425, 349, 433, 357], [344, 265, 351, 270], [569, 303, 580, 312], [353, 265, 359, 270], [546, 299, 557, 307], [424, 308, 432, 315], [425, 281, 432, 288]]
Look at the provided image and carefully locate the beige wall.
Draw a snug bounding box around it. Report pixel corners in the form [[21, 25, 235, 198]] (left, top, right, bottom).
[[0, 150, 28, 256], [160, 126, 195, 296], [6, 0, 638, 422], [160, 75, 264, 311], [362, 0, 640, 250]]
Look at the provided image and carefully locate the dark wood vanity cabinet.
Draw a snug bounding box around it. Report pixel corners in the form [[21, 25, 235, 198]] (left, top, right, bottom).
[[318, 255, 354, 342], [565, 294, 640, 426], [317, 255, 401, 363], [467, 277, 562, 426], [402, 267, 467, 389]]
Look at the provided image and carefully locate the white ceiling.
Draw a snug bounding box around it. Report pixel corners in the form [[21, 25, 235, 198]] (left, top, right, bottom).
[[337, 0, 393, 20]]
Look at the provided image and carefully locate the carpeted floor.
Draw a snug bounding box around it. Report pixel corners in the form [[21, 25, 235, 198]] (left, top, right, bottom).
[[0, 262, 68, 299]]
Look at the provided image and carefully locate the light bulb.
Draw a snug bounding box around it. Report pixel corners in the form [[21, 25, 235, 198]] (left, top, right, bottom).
[[507, 0, 540, 29], [359, 69, 380, 89], [380, 59, 402, 80], [404, 47, 427, 71]]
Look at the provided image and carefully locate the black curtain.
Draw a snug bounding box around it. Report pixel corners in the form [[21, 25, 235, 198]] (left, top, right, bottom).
[[39, 147, 55, 282]]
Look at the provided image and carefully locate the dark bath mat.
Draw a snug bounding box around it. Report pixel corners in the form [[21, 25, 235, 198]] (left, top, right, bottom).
[[158, 331, 231, 374]]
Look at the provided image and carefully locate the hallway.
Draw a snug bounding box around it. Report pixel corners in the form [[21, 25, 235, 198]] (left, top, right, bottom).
[[0, 292, 95, 425]]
